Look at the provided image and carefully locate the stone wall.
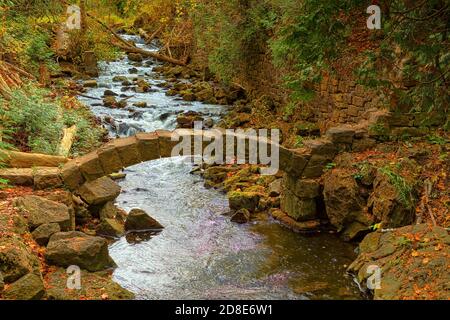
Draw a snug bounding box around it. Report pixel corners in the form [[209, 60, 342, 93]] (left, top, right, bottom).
[[310, 74, 387, 128]]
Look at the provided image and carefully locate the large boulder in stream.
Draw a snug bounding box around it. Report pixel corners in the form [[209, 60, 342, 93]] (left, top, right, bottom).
[[45, 231, 116, 272], [125, 209, 164, 231]]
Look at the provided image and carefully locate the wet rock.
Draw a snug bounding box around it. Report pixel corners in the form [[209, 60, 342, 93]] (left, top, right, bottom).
[[128, 67, 138, 74], [159, 112, 172, 121], [133, 101, 148, 108], [176, 111, 204, 128], [109, 172, 127, 181], [103, 90, 118, 97], [117, 99, 128, 108], [129, 110, 144, 120], [323, 169, 371, 240], [125, 209, 164, 231], [46, 232, 116, 272], [203, 117, 214, 129], [122, 80, 132, 86], [112, 76, 128, 82], [127, 53, 143, 62], [83, 80, 98, 88], [228, 191, 260, 212], [97, 218, 124, 238], [0, 236, 40, 283], [31, 223, 61, 246], [77, 177, 121, 206], [271, 209, 321, 232], [2, 273, 45, 300], [103, 96, 117, 108], [14, 195, 72, 231], [230, 208, 251, 224]]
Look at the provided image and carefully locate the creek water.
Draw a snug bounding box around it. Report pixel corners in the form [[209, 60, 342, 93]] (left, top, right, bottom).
[[79, 35, 362, 300]]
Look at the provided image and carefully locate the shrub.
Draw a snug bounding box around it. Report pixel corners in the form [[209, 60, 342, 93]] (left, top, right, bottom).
[[0, 84, 104, 156]]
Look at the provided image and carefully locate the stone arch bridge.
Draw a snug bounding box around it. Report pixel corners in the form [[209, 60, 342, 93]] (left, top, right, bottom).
[[1, 126, 360, 192]]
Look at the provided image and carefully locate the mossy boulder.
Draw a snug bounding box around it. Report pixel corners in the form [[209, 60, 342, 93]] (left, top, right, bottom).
[[348, 225, 450, 300], [46, 268, 134, 300], [14, 195, 72, 231], [323, 169, 372, 239], [2, 273, 45, 300], [45, 232, 116, 272], [0, 236, 40, 283], [228, 191, 260, 212], [367, 168, 417, 228], [31, 223, 61, 246]]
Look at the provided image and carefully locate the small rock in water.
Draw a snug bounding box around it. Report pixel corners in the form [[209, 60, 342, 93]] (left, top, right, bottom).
[[127, 53, 143, 62], [125, 209, 164, 231], [83, 80, 97, 88], [203, 117, 214, 129], [133, 101, 148, 108], [103, 96, 117, 108], [113, 75, 128, 82], [129, 67, 138, 74], [117, 99, 128, 108], [129, 111, 144, 120], [103, 89, 118, 97], [109, 172, 126, 181], [231, 208, 251, 224]]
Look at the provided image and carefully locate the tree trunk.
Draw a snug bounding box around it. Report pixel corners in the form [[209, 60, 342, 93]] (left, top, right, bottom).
[[58, 125, 77, 157]]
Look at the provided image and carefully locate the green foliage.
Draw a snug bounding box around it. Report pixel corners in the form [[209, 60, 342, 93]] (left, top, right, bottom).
[[193, 0, 277, 83], [324, 162, 337, 171], [270, 0, 359, 101], [294, 136, 304, 148], [427, 134, 448, 146], [0, 84, 103, 156], [379, 165, 414, 208]]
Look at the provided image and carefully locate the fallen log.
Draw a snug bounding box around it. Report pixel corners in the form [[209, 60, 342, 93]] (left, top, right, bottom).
[[138, 26, 163, 44], [58, 125, 77, 157], [85, 12, 135, 49], [1, 150, 68, 168], [85, 12, 186, 66], [114, 42, 187, 66]]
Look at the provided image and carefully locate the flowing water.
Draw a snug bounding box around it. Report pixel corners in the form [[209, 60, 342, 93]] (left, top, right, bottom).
[[79, 35, 362, 300]]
